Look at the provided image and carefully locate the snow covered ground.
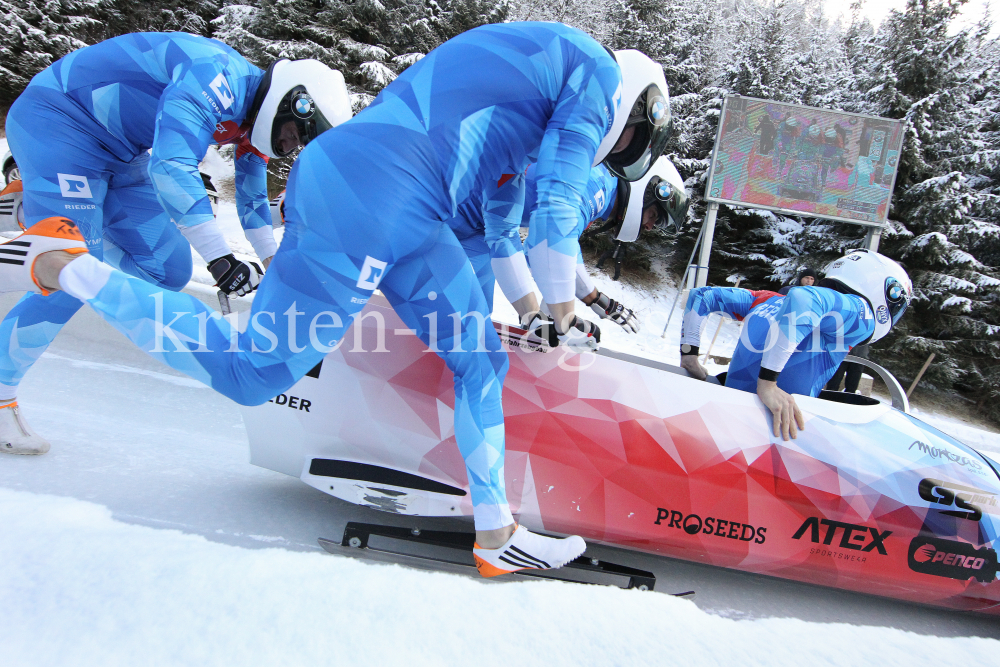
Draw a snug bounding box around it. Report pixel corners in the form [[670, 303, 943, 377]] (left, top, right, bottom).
[[2, 151, 1000, 664], [4, 487, 999, 667]]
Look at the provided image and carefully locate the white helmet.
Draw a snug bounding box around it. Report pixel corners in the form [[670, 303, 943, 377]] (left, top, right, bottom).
[[613, 156, 688, 242], [593, 50, 672, 182], [823, 249, 912, 343], [248, 59, 353, 159]]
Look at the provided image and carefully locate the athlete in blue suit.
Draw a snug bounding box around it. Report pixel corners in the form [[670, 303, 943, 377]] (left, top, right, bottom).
[[451, 156, 687, 338], [2, 22, 672, 574], [0, 32, 351, 454], [448, 164, 621, 318], [679, 250, 912, 440]]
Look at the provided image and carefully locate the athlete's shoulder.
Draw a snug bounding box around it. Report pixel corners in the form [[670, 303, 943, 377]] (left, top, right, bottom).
[[748, 290, 782, 309], [451, 22, 615, 70]]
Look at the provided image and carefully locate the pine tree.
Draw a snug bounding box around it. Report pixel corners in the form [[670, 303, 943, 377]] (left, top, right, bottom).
[[859, 0, 1000, 418], [0, 0, 115, 104]]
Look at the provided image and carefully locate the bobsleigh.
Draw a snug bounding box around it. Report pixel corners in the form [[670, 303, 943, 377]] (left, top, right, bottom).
[[242, 294, 1000, 613]]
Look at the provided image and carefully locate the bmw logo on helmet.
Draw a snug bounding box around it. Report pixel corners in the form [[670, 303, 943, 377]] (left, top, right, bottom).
[[293, 94, 315, 119], [650, 98, 667, 123]]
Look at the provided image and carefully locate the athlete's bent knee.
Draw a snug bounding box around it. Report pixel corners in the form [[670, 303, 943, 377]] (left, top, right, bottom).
[[157, 257, 193, 291]]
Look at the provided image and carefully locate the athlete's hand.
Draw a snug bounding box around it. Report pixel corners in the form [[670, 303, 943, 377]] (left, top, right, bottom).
[[208, 254, 263, 297], [589, 291, 640, 333], [522, 312, 601, 351], [262, 255, 273, 270], [555, 314, 601, 351], [521, 311, 557, 347], [757, 379, 805, 441], [680, 354, 708, 381]]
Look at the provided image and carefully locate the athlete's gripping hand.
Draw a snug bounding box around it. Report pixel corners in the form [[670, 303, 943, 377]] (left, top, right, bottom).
[[522, 312, 601, 351], [208, 254, 263, 297], [757, 379, 805, 441], [589, 291, 640, 333], [521, 311, 558, 347], [557, 316, 601, 351]]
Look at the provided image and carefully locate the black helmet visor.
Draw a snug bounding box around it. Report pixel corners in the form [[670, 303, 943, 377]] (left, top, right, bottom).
[[271, 86, 334, 157], [605, 84, 673, 181], [644, 176, 689, 230], [885, 277, 909, 327]]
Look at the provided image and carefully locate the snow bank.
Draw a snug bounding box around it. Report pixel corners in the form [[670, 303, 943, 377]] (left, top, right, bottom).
[[1, 488, 997, 667]]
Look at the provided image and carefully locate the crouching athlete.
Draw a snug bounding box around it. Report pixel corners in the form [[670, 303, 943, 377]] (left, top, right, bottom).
[[0, 32, 351, 454], [678, 250, 911, 440], [0, 22, 672, 577]]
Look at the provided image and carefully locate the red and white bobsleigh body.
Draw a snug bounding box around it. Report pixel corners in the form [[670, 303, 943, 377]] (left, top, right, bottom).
[[241, 295, 1000, 613]]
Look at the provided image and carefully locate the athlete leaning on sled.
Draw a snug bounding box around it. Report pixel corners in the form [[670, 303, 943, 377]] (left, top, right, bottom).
[[0, 32, 352, 454], [448, 155, 688, 346], [679, 250, 912, 441], [1, 22, 673, 578]]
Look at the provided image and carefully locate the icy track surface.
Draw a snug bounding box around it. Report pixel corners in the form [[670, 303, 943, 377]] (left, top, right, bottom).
[[2, 487, 999, 667]]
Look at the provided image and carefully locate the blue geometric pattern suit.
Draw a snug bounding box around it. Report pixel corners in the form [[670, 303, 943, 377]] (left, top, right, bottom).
[[56, 22, 623, 530], [1, 33, 269, 396], [681, 286, 875, 397]]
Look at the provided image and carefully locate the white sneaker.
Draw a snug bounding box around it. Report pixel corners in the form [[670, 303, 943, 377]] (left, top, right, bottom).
[[473, 524, 586, 578], [0, 216, 88, 295], [0, 401, 51, 455]]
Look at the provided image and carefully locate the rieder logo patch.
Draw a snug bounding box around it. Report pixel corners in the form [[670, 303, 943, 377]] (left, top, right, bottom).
[[58, 174, 92, 199], [209, 73, 235, 110], [356, 256, 388, 290]]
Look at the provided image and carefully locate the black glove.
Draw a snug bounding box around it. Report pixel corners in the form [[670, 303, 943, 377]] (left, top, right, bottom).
[[589, 291, 640, 333], [208, 254, 263, 297], [522, 312, 600, 351], [521, 311, 557, 347]]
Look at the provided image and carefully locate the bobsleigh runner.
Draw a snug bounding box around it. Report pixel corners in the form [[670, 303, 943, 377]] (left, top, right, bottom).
[[241, 294, 1000, 613]]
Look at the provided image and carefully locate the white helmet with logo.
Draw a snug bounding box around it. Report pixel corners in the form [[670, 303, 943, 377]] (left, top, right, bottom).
[[823, 249, 912, 343], [613, 156, 688, 242], [593, 50, 673, 182], [248, 59, 353, 159]]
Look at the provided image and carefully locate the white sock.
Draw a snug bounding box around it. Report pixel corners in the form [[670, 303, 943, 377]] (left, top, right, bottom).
[[0, 385, 16, 403], [59, 254, 114, 302]]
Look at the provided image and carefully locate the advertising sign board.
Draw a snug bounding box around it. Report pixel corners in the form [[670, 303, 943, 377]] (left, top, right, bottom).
[[705, 96, 903, 226]]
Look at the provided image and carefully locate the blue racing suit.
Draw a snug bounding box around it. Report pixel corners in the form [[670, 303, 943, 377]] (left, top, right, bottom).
[[524, 163, 617, 302], [448, 163, 618, 313], [0, 33, 273, 397], [681, 286, 875, 396], [53, 22, 623, 530]]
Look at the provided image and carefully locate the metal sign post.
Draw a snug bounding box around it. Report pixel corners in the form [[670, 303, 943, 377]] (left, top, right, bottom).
[[660, 209, 712, 339], [695, 202, 719, 287]]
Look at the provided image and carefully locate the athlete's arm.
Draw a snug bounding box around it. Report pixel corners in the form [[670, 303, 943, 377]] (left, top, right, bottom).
[[150, 59, 235, 262], [484, 172, 535, 309], [680, 287, 754, 350], [756, 287, 872, 441], [575, 256, 597, 302], [234, 149, 277, 265], [151, 58, 262, 294], [526, 51, 620, 336], [679, 287, 754, 380]]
